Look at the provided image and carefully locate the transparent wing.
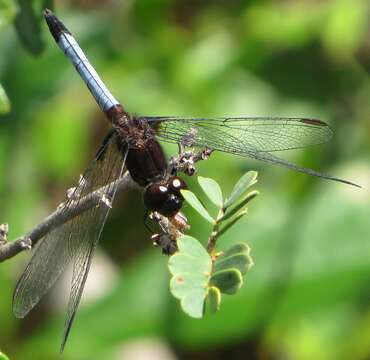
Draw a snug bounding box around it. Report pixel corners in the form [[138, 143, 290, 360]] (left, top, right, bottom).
[[145, 116, 359, 187], [13, 130, 128, 351], [146, 116, 333, 152]]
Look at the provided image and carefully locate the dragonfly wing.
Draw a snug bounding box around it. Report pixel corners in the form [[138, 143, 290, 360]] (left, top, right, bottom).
[[146, 116, 359, 187], [245, 149, 360, 187], [146, 116, 333, 152], [61, 140, 127, 352], [13, 130, 128, 350], [13, 219, 75, 318]]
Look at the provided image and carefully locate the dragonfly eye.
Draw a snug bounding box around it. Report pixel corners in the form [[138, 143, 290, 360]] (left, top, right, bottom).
[[144, 180, 185, 217], [144, 183, 168, 211], [160, 194, 182, 217], [167, 176, 187, 197]]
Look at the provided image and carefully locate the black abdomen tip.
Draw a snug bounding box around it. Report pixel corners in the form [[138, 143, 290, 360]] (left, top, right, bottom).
[[43, 8, 70, 42], [43, 8, 53, 17]]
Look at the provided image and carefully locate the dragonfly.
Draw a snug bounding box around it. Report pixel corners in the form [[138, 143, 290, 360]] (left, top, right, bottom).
[[13, 9, 360, 353]]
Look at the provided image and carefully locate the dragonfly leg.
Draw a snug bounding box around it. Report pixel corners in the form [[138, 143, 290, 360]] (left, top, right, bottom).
[[0, 223, 8, 244], [100, 193, 113, 208], [168, 145, 213, 176], [145, 211, 185, 255], [143, 210, 156, 233], [151, 233, 178, 255]]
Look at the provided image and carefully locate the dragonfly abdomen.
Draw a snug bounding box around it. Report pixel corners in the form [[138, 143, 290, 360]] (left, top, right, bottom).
[[44, 9, 119, 112]]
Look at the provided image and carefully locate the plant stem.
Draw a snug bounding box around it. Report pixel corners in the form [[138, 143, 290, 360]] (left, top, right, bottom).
[[207, 207, 225, 253]]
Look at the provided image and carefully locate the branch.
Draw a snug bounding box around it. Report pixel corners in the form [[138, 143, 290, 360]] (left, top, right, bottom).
[[0, 144, 212, 263], [0, 172, 137, 262]]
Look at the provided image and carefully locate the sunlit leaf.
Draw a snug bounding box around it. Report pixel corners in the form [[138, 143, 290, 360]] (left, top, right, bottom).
[[170, 274, 208, 318], [0, 351, 10, 360], [0, 84, 11, 114], [176, 235, 209, 260], [198, 176, 223, 208], [169, 236, 211, 275], [169, 235, 212, 318], [210, 268, 243, 295], [181, 189, 215, 224], [322, 0, 368, 57], [244, 3, 322, 48], [224, 171, 258, 208]]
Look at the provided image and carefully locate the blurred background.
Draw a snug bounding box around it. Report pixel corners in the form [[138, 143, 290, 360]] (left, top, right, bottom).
[[0, 0, 369, 359]]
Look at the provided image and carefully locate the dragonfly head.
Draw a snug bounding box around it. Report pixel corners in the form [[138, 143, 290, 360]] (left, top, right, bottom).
[[144, 176, 187, 217]]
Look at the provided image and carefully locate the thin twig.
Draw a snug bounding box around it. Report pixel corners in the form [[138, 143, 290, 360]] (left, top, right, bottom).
[[0, 172, 136, 262], [207, 207, 224, 254]]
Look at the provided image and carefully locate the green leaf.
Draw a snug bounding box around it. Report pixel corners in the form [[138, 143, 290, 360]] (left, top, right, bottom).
[[14, 0, 44, 55], [181, 189, 215, 224], [169, 235, 212, 318], [169, 235, 211, 275], [224, 171, 258, 208], [322, 0, 368, 58], [217, 209, 248, 238], [179, 286, 207, 318], [210, 268, 243, 295], [169, 254, 205, 275], [0, 351, 10, 360], [221, 190, 259, 222], [198, 176, 223, 208], [0, 84, 11, 114], [221, 242, 250, 258], [209, 243, 253, 296], [177, 235, 210, 260], [206, 286, 221, 313], [170, 274, 208, 318], [214, 252, 253, 276]]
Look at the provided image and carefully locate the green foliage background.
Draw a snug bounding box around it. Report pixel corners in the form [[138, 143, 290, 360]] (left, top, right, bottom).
[[0, 0, 369, 359]]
